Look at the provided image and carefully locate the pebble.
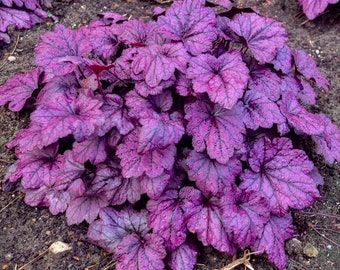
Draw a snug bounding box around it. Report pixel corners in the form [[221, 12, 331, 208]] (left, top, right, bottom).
[[303, 242, 319, 258], [7, 56, 16, 62], [4, 253, 13, 261], [326, 244, 333, 250], [286, 238, 303, 255], [49, 241, 72, 254]]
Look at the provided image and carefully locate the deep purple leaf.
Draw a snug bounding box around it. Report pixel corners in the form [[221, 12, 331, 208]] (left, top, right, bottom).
[[312, 114, 340, 164], [166, 240, 198, 270], [252, 214, 294, 270], [222, 189, 270, 249], [120, 19, 159, 46], [228, 13, 288, 63], [185, 100, 245, 164], [187, 50, 249, 109], [186, 150, 241, 196], [271, 45, 292, 74], [0, 7, 31, 32], [175, 72, 193, 96], [115, 233, 166, 270], [293, 49, 329, 91], [0, 68, 41, 112], [34, 24, 91, 80], [180, 186, 236, 254], [279, 92, 326, 135], [240, 137, 320, 215], [147, 188, 187, 250], [139, 172, 170, 200], [87, 207, 150, 253], [158, 0, 217, 55], [117, 128, 176, 178], [239, 90, 285, 130], [298, 0, 339, 20]]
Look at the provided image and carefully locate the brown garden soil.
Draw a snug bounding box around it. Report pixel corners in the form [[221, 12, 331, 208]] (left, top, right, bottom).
[[0, 0, 339, 269]]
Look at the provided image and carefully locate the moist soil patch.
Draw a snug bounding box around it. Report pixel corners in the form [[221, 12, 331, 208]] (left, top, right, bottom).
[[0, 1, 339, 269]]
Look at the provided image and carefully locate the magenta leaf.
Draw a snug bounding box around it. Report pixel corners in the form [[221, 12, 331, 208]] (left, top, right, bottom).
[[109, 176, 142, 206], [181, 186, 236, 254], [132, 43, 190, 88], [117, 128, 176, 178], [87, 207, 150, 253], [31, 92, 105, 145], [139, 172, 170, 200], [293, 49, 329, 91], [239, 90, 285, 130], [185, 100, 245, 164], [223, 189, 270, 249], [228, 13, 288, 63], [240, 137, 320, 215], [115, 233, 166, 270], [299, 80, 317, 105], [45, 189, 71, 215], [158, 0, 217, 55], [138, 112, 184, 153], [312, 114, 340, 164], [166, 240, 198, 270], [252, 214, 294, 270], [0, 68, 41, 112], [279, 92, 326, 135], [248, 64, 281, 101], [271, 45, 292, 74], [187, 51, 249, 109], [6, 125, 43, 153], [120, 19, 159, 46], [186, 150, 241, 196], [34, 24, 91, 80], [0, 7, 31, 32], [298, 0, 339, 20], [147, 188, 187, 250], [11, 143, 59, 188]]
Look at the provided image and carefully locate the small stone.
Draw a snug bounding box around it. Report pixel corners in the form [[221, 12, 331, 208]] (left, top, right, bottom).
[[7, 56, 16, 62], [45, 230, 52, 236], [2, 264, 9, 270], [286, 238, 303, 255], [49, 241, 72, 254], [303, 242, 319, 258], [326, 244, 333, 250], [4, 253, 13, 261]]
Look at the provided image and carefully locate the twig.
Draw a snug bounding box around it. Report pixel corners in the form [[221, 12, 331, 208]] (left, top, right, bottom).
[[217, 250, 262, 270], [297, 211, 340, 220], [311, 225, 340, 248], [0, 35, 20, 71], [0, 194, 24, 213], [102, 260, 117, 270], [18, 248, 49, 270]]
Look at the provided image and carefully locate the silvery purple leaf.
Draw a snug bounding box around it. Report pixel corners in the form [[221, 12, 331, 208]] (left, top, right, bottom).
[[298, 0, 339, 20], [166, 240, 198, 270], [271, 45, 292, 74]]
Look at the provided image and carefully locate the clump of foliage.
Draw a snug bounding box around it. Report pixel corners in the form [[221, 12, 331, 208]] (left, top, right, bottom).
[[298, 0, 339, 20], [0, 0, 53, 44], [1, 0, 339, 269]]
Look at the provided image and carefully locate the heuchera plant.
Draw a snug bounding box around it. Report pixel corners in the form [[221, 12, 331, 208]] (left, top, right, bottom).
[[0, 0, 53, 44], [298, 0, 339, 20], [1, 0, 340, 269]]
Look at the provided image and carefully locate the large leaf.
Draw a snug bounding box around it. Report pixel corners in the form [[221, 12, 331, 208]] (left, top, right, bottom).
[[187, 51, 249, 109], [228, 13, 288, 63], [166, 240, 198, 270], [158, 0, 217, 55], [240, 137, 320, 215], [186, 150, 241, 196], [298, 0, 339, 20], [185, 100, 245, 164], [0, 68, 41, 112]]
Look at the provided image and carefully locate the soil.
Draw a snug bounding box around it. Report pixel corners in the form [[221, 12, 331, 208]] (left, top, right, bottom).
[[0, 0, 339, 269]]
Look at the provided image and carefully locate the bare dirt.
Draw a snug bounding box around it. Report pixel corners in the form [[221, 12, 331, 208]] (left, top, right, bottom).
[[0, 0, 339, 269]]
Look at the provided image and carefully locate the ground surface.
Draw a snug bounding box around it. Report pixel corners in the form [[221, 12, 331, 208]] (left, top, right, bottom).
[[0, 0, 339, 269]]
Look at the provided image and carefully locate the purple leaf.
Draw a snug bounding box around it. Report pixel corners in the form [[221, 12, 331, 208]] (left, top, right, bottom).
[[132, 43, 190, 88], [158, 0, 217, 55], [72, 135, 108, 165], [115, 233, 166, 270], [125, 90, 173, 119], [252, 214, 294, 270], [222, 189, 270, 249], [147, 188, 187, 250], [98, 94, 134, 136], [109, 176, 142, 205], [117, 128, 176, 178], [138, 112, 184, 153], [45, 189, 71, 215], [87, 207, 150, 253], [271, 45, 292, 74], [279, 92, 326, 135], [6, 125, 43, 153], [187, 50, 249, 109], [299, 80, 317, 105], [228, 13, 288, 63], [166, 240, 198, 270], [298, 0, 339, 20], [248, 64, 281, 101], [120, 19, 159, 46], [12, 143, 60, 189], [34, 24, 91, 80], [0, 68, 41, 112], [134, 76, 175, 97], [185, 100, 245, 164], [175, 72, 193, 96], [139, 172, 170, 200], [239, 90, 285, 130], [293, 49, 329, 91], [312, 114, 340, 164], [31, 92, 105, 145], [186, 150, 241, 196], [0, 7, 31, 32], [240, 137, 320, 215], [181, 186, 236, 253]]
